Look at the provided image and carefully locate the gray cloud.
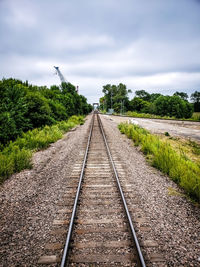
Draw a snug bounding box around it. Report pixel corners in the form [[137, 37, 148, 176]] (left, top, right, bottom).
[[0, 0, 200, 103]]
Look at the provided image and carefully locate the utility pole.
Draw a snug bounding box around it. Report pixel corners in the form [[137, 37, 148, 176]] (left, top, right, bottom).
[[121, 100, 125, 115], [111, 90, 113, 109]]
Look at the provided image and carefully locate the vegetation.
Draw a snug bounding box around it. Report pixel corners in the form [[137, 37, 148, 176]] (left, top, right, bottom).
[[192, 112, 200, 121], [99, 83, 131, 113], [0, 115, 84, 183], [0, 77, 92, 183], [0, 78, 92, 145], [100, 85, 199, 119], [125, 111, 200, 121], [191, 91, 200, 112], [118, 122, 200, 202]]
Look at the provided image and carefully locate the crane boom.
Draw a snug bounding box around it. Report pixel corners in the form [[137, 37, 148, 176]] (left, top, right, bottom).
[[54, 66, 79, 93], [54, 66, 67, 83]]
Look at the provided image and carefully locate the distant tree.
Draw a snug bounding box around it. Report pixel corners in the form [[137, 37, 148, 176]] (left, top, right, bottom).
[[129, 97, 150, 113], [173, 91, 188, 101], [150, 93, 162, 102], [135, 90, 151, 101], [191, 91, 200, 112], [102, 83, 131, 112], [154, 95, 193, 118], [99, 96, 106, 111]]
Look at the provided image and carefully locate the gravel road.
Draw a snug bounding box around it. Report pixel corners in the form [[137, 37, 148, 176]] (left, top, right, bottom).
[[108, 115, 200, 143], [0, 114, 199, 266]]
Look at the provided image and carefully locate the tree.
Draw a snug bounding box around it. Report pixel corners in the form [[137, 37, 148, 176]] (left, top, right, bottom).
[[61, 82, 77, 94], [173, 92, 188, 101], [102, 83, 131, 112], [0, 78, 92, 145], [0, 81, 30, 144], [191, 91, 200, 112], [135, 90, 151, 101], [150, 93, 162, 102], [129, 97, 150, 113], [25, 92, 55, 128], [154, 95, 193, 118]]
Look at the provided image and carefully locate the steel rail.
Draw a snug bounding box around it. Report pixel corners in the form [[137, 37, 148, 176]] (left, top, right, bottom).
[[60, 113, 95, 267], [97, 113, 146, 267]]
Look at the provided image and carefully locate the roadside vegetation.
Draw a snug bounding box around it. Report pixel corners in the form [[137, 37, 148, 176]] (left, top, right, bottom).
[[0, 115, 84, 183], [0, 78, 92, 183], [118, 122, 200, 202], [125, 111, 200, 121], [99, 84, 200, 120], [0, 78, 92, 145]]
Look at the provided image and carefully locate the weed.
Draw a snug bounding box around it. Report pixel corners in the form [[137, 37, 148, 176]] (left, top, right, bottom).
[[192, 112, 200, 121], [0, 115, 84, 184], [118, 122, 200, 202], [188, 140, 200, 155]]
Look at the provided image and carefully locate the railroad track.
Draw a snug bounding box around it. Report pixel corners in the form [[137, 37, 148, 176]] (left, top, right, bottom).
[[38, 112, 146, 266], [59, 112, 146, 267]]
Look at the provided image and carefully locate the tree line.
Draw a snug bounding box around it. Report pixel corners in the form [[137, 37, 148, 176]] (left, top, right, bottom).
[[99, 84, 200, 118], [0, 78, 92, 145]]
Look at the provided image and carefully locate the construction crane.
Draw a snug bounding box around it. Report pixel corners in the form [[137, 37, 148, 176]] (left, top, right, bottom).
[[54, 66, 68, 83], [54, 66, 79, 93]]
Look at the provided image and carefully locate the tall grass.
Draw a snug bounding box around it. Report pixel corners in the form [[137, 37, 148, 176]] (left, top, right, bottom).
[[0, 115, 84, 183], [192, 112, 200, 121], [118, 123, 200, 202]]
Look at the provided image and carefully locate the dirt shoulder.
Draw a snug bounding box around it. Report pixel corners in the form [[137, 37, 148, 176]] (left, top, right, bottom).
[[108, 115, 200, 143]]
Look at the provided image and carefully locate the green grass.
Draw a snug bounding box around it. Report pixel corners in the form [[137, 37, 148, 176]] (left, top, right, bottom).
[[192, 112, 200, 121], [118, 122, 200, 202], [0, 115, 84, 183], [125, 111, 200, 121]]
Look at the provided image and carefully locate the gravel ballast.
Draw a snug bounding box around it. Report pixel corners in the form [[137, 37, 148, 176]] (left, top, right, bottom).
[[100, 114, 200, 266], [0, 113, 200, 266], [0, 116, 91, 266]]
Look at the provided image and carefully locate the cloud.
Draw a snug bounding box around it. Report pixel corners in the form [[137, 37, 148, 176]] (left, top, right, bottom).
[[0, 0, 200, 103]]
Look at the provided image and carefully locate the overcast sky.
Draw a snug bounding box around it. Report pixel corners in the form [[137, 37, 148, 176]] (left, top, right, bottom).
[[0, 0, 200, 103]]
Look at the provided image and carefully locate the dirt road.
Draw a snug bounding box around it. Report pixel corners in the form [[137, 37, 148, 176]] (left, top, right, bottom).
[[107, 115, 200, 143]]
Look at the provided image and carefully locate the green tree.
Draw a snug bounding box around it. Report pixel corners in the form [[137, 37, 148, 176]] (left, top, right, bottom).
[[154, 95, 193, 118], [191, 91, 200, 112], [150, 93, 162, 102], [102, 83, 131, 112], [25, 92, 55, 128], [0, 78, 93, 145], [135, 90, 151, 101], [0, 81, 30, 144], [129, 97, 151, 113], [173, 91, 188, 101]]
